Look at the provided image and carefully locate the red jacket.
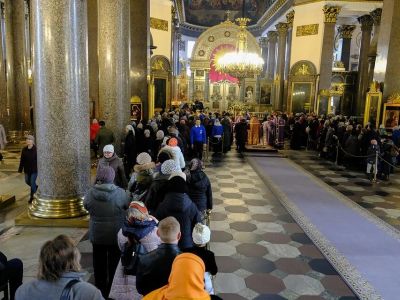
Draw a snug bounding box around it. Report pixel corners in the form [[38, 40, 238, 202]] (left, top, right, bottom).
[[90, 123, 100, 141]]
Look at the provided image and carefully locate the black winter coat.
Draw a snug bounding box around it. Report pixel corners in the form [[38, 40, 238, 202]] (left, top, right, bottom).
[[18, 145, 37, 174], [124, 131, 137, 166], [186, 170, 213, 212], [155, 191, 201, 249]]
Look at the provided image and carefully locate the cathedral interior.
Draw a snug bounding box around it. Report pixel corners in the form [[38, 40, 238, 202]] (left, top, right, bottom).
[[1, 0, 400, 299]]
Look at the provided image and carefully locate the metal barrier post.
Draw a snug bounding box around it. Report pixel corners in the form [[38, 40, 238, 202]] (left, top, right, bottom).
[[334, 140, 339, 167], [373, 150, 378, 182]]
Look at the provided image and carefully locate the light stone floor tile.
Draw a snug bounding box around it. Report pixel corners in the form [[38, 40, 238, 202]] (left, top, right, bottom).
[[283, 274, 325, 295], [210, 242, 237, 256], [254, 222, 285, 233], [260, 242, 301, 258], [214, 273, 247, 293], [343, 185, 367, 192]]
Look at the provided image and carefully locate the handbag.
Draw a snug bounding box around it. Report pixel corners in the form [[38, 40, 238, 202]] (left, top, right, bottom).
[[60, 279, 80, 300], [121, 240, 146, 276]]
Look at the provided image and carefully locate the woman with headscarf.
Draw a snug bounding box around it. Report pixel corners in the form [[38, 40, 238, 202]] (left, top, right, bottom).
[[143, 253, 221, 300], [109, 201, 161, 300], [124, 124, 137, 179], [185, 158, 212, 217]]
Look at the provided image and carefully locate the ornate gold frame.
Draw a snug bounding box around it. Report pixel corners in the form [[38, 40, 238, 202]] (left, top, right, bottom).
[[363, 91, 382, 129], [289, 81, 313, 113], [382, 92, 400, 130]]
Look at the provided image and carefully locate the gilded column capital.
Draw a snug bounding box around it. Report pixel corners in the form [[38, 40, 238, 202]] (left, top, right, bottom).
[[286, 10, 295, 28], [322, 5, 341, 23], [267, 30, 278, 40], [275, 22, 289, 36], [259, 37, 268, 48], [338, 25, 356, 39], [358, 14, 374, 32], [370, 8, 382, 26]]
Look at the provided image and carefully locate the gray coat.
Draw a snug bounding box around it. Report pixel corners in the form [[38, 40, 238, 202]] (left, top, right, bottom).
[[15, 272, 104, 300], [84, 183, 130, 245], [97, 154, 128, 189]]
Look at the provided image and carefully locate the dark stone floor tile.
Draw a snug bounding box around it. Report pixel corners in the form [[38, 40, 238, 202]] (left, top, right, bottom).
[[244, 199, 266, 206], [261, 233, 291, 244], [291, 233, 313, 244], [358, 202, 375, 209], [211, 231, 233, 242], [239, 257, 276, 273], [232, 232, 262, 243], [325, 181, 339, 186], [299, 245, 324, 259], [375, 190, 390, 197], [213, 198, 224, 205], [321, 275, 354, 296], [276, 213, 294, 223], [297, 296, 324, 300], [235, 178, 254, 184], [271, 207, 287, 215], [338, 297, 359, 300], [216, 174, 234, 179], [245, 274, 285, 293], [338, 190, 355, 196], [225, 206, 249, 213], [309, 259, 338, 275], [283, 223, 303, 234], [275, 258, 311, 274], [218, 294, 247, 300], [354, 181, 373, 187], [230, 221, 257, 232], [254, 295, 287, 300], [219, 182, 238, 188], [221, 193, 243, 199], [341, 174, 357, 179], [252, 214, 277, 222], [210, 212, 228, 221], [215, 256, 241, 272], [239, 188, 261, 194], [236, 243, 268, 257]]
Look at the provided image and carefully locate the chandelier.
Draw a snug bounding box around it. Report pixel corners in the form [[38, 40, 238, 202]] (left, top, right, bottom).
[[216, 18, 264, 80]]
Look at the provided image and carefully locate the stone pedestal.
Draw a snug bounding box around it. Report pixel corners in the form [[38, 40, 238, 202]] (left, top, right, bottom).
[[130, 0, 149, 118], [356, 15, 373, 115], [98, 0, 130, 155], [338, 25, 356, 71], [275, 23, 288, 111], [30, 0, 90, 218], [374, 0, 400, 99], [266, 31, 278, 81]]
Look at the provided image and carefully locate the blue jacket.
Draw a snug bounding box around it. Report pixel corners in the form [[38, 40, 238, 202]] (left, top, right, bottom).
[[190, 125, 207, 144], [211, 125, 223, 137]]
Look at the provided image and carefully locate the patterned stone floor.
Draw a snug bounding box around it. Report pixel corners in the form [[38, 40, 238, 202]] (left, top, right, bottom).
[[0, 146, 357, 299], [284, 149, 400, 231]]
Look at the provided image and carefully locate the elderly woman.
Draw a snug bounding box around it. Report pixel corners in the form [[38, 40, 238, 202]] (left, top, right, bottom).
[[109, 201, 161, 300], [15, 235, 103, 300], [97, 144, 128, 189], [84, 166, 130, 299]]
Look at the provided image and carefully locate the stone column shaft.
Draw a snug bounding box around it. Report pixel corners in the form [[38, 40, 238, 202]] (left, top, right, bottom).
[[356, 15, 373, 115], [30, 0, 90, 218], [368, 8, 382, 85], [255, 76, 260, 103], [319, 6, 341, 90], [189, 70, 194, 101], [259, 37, 268, 78], [285, 10, 294, 80], [0, 4, 7, 128], [130, 0, 149, 118], [266, 31, 277, 81], [275, 22, 288, 111], [239, 79, 245, 102], [87, 0, 99, 119], [6, 0, 31, 130], [338, 25, 355, 71], [374, 0, 400, 99], [204, 70, 210, 101], [98, 0, 130, 155]]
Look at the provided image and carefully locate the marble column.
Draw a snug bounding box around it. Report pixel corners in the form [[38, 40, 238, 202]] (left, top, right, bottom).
[[30, 0, 89, 218], [338, 25, 356, 71], [189, 70, 195, 101], [255, 76, 261, 103], [319, 6, 341, 90], [239, 79, 245, 102], [374, 0, 400, 99], [98, 0, 130, 155], [87, 0, 99, 119], [130, 0, 149, 118], [259, 37, 268, 78], [266, 31, 278, 81], [275, 22, 288, 111], [368, 8, 382, 85], [356, 15, 373, 115], [204, 70, 210, 101], [0, 4, 8, 129], [285, 10, 294, 80], [5, 0, 31, 130]]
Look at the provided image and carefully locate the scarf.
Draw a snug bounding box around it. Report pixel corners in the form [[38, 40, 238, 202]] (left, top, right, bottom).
[[121, 219, 157, 241]]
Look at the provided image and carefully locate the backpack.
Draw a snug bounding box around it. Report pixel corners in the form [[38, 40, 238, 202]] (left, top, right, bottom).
[[121, 240, 146, 276]]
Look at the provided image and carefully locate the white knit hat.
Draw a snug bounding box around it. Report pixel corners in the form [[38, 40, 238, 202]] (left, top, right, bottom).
[[192, 223, 211, 245], [136, 152, 152, 165], [103, 144, 114, 153], [169, 171, 186, 181], [161, 159, 179, 175]]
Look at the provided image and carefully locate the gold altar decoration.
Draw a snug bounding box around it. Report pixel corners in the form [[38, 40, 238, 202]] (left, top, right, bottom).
[[296, 24, 319, 37], [228, 101, 249, 118], [364, 86, 382, 129], [322, 5, 341, 23], [387, 93, 400, 104], [215, 18, 264, 79], [150, 17, 168, 31]]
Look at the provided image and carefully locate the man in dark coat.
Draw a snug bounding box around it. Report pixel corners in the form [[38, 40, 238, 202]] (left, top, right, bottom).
[[234, 117, 248, 153], [136, 217, 181, 296], [95, 120, 115, 155], [154, 172, 201, 249], [18, 135, 37, 203]]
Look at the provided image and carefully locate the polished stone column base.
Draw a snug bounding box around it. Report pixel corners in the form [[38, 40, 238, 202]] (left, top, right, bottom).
[[29, 195, 88, 219]]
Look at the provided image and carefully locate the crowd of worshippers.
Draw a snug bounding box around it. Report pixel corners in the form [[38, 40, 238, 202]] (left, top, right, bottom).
[[288, 113, 400, 181]]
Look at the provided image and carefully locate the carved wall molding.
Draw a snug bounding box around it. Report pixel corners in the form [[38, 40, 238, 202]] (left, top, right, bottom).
[[296, 24, 319, 36], [150, 17, 168, 31]]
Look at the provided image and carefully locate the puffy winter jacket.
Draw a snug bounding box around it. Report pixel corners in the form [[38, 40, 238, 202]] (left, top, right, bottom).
[[84, 183, 130, 245], [186, 170, 213, 212]]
